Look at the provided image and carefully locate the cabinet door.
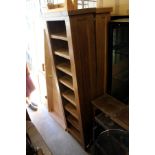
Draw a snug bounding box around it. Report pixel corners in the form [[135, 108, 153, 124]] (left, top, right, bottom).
[[44, 30, 66, 129]]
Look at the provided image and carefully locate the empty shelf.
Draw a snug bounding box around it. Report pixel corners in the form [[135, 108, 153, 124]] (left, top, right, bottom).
[[51, 32, 67, 41], [92, 94, 126, 117], [65, 103, 78, 120], [59, 76, 73, 90], [68, 126, 81, 143], [111, 107, 129, 130], [54, 49, 70, 60], [67, 115, 80, 131], [95, 113, 122, 130], [62, 90, 76, 106], [56, 63, 72, 76]]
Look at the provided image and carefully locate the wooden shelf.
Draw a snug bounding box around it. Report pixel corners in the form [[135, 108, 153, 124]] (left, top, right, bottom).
[[51, 32, 67, 41], [62, 90, 76, 106], [54, 49, 70, 60], [92, 94, 129, 130], [111, 106, 129, 130], [95, 113, 122, 130], [92, 94, 126, 117], [68, 126, 81, 143], [56, 63, 72, 76], [67, 115, 80, 131], [65, 103, 78, 120], [59, 76, 73, 90]]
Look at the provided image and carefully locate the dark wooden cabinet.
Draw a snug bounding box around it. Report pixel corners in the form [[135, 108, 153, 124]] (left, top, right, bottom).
[[91, 94, 129, 154], [44, 8, 112, 148], [92, 94, 129, 131]]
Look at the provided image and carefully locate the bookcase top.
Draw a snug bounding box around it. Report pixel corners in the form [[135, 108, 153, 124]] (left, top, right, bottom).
[[44, 7, 112, 20]]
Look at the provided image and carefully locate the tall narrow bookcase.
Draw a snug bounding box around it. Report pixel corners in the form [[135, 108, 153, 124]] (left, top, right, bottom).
[[44, 8, 112, 148]]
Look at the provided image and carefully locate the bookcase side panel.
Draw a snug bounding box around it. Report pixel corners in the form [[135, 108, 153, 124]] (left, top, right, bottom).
[[95, 13, 111, 96], [69, 14, 96, 147]]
